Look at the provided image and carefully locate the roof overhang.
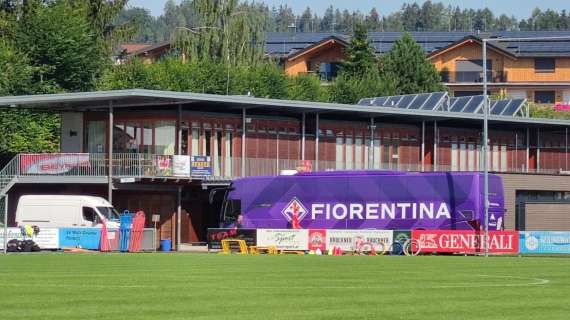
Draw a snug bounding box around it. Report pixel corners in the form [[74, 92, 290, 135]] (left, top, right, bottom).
[[287, 35, 348, 61], [1, 89, 570, 130], [428, 36, 517, 60]]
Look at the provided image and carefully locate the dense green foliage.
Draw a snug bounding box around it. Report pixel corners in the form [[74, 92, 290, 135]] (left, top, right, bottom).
[[15, 1, 106, 92], [381, 33, 445, 94], [0, 0, 127, 154], [1, 254, 569, 319], [529, 103, 570, 120], [98, 57, 288, 99]]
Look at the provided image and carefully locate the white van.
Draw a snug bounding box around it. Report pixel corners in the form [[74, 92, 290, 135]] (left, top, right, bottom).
[[15, 195, 121, 228]]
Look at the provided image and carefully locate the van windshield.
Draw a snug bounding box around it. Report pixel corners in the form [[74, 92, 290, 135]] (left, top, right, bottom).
[[97, 207, 120, 221]]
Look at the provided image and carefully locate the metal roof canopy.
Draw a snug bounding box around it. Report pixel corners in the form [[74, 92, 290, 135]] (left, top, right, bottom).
[[0, 89, 565, 130]]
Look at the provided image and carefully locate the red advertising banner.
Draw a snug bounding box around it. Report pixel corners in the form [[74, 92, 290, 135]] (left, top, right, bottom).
[[412, 230, 519, 254], [308, 229, 326, 251], [20, 153, 90, 174]]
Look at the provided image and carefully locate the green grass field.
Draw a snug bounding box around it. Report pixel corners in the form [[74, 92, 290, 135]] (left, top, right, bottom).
[[0, 253, 569, 320]]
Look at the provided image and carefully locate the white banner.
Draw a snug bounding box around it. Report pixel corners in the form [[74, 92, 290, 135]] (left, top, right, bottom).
[[326, 230, 393, 251], [173, 155, 191, 177], [257, 229, 308, 250], [0, 228, 59, 249]]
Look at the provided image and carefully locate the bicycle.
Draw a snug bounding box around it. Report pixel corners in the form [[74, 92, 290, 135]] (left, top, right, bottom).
[[388, 236, 422, 256]]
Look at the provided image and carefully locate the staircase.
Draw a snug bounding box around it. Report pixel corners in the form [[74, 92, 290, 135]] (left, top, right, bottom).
[[1, 155, 18, 230], [0, 155, 19, 197]]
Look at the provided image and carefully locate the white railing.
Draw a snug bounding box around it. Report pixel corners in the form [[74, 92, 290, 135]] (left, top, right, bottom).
[[0, 153, 568, 190]]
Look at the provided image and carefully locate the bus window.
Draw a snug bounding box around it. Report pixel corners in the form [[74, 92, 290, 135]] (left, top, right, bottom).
[[223, 199, 241, 223]]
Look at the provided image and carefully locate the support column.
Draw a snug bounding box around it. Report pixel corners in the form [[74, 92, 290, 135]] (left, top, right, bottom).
[[176, 186, 182, 250], [537, 128, 541, 172], [276, 132, 280, 174], [369, 118, 375, 169], [526, 128, 530, 173], [241, 108, 246, 177], [433, 120, 438, 171], [515, 132, 518, 172], [301, 113, 306, 161], [566, 127, 568, 171], [177, 104, 182, 155], [3, 195, 7, 255], [421, 121, 425, 171], [108, 101, 113, 203], [315, 113, 320, 171]]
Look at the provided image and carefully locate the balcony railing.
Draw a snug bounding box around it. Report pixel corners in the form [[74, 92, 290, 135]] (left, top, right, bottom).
[[1, 153, 568, 191], [441, 71, 507, 83]]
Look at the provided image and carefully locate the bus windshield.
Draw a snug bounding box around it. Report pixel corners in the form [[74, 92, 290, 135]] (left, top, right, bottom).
[[97, 207, 121, 221]]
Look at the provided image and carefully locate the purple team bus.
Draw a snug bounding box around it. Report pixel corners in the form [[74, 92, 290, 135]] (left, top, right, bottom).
[[215, 171, 505, 231]]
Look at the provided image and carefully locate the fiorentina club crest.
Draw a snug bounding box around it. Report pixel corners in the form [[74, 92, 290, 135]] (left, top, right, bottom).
[[282, 197, 308, 222]]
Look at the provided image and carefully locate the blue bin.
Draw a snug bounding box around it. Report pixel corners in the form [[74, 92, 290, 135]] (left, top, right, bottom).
[[161, 239, 172, 252]]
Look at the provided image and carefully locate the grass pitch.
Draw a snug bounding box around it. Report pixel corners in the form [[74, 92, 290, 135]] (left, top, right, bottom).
[[0, 253, 569, 320]]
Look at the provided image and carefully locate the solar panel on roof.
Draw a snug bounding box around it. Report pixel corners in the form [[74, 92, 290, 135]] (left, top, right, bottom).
[[408, 93, 431, 109], [358, 98, 373, 106], [449, 96, 471, 112], [421, 92, 446, 110], [491, 100, 509, 115], [385, 96, 401, 107], [463, 95, 485, 113], [372, 97, 388, 106], [502, 99, 526, 116], [398, 95, 416, 108]]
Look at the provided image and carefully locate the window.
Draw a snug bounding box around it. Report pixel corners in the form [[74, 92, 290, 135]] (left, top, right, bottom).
[[86, 121, 105, 153], [534, 58, 555, 73], [154, 120, 176, 155], [534, 91, 556, 104], [82, 207, 97, 223]]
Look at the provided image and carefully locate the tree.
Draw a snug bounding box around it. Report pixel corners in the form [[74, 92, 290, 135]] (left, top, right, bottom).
[[380, 33, 445, 95], [340, 23, 377, 78], [173, 0, 267, 66], [15, 1, 108, 91], [365, 8, 380, 31], [287, 74, 327, 101]]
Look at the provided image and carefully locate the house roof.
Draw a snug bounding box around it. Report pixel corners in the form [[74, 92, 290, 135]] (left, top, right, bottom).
[[427, 35, 517, 60], [1, 89, 569, 131], [265, 31, 570, 58], [286, 35, 349, 60], [128, 41, 171, 57], [119, 43, 153, 54]]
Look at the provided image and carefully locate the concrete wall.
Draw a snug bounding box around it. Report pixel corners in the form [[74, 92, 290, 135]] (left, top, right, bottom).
[[525, 202, 570, 231], [60, 112, 84, 152], [499, 173, 570, 230]]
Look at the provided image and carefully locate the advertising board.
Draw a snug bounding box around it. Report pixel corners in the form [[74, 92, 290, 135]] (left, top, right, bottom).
[[20, 153, 90, 174], [256, 229, 308, 250], [520, 231, 570, 254], [412, 230, 519, 254], [307, 229, 326, 251], [326, 229, 393, 251], [0, 228, 59, 249], [191, 156, 212, 177], [207, 228, 256, 250], [172, 155, 191, 177]]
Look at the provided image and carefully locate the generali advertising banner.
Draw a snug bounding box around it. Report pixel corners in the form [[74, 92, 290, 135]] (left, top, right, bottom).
[[256, 229, 308, 250], [412, 230, 519, 254], [326, 229, 393, 252], [20, 153, 90, 174]]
